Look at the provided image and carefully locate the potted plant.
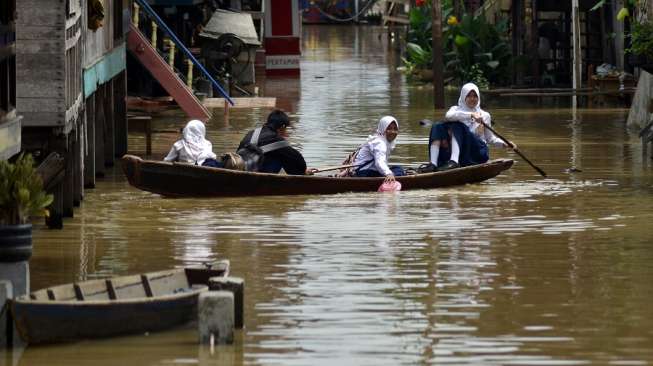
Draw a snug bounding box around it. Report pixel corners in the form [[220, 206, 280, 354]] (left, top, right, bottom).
[[0, 153, 53, 262]]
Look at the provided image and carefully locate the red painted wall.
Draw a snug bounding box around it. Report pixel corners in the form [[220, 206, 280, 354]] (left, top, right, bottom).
[[271, 0, 293, 36]]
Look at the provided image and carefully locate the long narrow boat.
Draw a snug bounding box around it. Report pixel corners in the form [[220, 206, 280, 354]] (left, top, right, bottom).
[[9, 261, 229, 344], [121, 155, 513, 197]]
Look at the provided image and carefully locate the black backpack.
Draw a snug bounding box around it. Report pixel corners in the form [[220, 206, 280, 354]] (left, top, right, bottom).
[[236, 127, 290, 172]]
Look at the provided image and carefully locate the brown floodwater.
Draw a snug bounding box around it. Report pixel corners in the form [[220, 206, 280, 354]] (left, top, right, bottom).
[[10, 25, 653, 365]]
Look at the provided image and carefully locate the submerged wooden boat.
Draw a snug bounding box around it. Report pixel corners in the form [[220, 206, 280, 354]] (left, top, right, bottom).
[[9, 261, 229, 344], [121, 154, 514, 197]]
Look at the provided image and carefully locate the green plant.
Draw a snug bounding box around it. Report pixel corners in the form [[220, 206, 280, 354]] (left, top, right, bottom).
[[0, 154, 53, 225], [593, 0, 653, 58], [628, 20, 653, 58], [443, 13, 512, 86], [460, 64, 489, 89]]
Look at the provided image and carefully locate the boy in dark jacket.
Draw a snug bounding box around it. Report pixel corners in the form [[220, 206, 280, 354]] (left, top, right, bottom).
[[237, 110, 310, 175]]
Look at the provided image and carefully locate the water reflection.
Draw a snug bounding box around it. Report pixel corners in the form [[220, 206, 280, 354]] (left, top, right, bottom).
[[18, 25, 653, 366]]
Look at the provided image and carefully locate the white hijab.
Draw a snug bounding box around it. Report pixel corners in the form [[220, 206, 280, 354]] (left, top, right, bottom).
[[457, 82, 483, 113], [175, 120, 216, 163], [368, 115, 399, 150]]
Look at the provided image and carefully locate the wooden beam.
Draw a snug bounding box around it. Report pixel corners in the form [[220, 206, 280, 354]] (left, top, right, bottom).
[[203, 97, 276, 109]]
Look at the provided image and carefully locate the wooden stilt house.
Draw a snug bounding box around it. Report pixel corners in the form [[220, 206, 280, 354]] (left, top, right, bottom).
[[479, 0, 625, 87], [14, 0, 128, 227]]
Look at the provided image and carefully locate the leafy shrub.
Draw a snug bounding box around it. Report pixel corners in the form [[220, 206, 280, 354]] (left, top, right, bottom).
[[0, 154, 53, 225]]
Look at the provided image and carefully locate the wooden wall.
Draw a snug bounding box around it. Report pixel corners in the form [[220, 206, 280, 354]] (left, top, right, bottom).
[[0, 0, 21, 160], [83, 0, 128, 68], [15, 0, 83, 131]]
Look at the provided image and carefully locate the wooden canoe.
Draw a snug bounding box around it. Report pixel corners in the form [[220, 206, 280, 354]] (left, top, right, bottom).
[[9, 260, 229, 344], [121, 154, 514, 197]]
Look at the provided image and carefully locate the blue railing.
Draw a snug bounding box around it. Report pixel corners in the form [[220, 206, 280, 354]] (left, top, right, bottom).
[[134, 0, 234, 106]]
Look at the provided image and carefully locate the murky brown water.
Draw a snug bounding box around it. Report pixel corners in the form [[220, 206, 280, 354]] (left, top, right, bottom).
[[12, 25, 653, 365]]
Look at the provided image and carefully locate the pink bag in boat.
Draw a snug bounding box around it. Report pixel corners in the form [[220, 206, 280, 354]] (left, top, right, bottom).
[[378, 180, 402, 192]]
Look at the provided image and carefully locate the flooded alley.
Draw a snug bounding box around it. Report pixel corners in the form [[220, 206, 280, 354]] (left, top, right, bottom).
[[17, 25, 653, 365]]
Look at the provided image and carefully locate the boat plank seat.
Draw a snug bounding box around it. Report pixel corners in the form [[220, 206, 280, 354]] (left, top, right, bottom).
[[46, 285, 78, 301], [110, 275, 149, 299], [29, 291, 49, 301], [77, 279, 111, 301], [144, 269, 190, 297]]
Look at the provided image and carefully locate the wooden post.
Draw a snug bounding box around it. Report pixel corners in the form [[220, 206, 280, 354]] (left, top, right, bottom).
[[167, 39, 176, 68], [133, 3, 140, 25], [587, 64, 595, 108], [572, 0, 582, 109], [114, 72, 128, 157], [527, 0, 539, 87], [355, 0, 359, 22], [104, 82, 115, 166], [432, 0, 445, 109], [62, 136, 74, 218], [151, 21, 158, 47], [94, 88, 105, 178], [512, 0, 524, 85], [187, 59, 193, 88], [74, 126, 83, 204], [84, 95, 96, 188], [145, 119, 152, 156]]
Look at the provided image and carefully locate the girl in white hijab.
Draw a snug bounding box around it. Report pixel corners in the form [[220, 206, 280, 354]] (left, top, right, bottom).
[[164, 120, 217, 165], [425, 83, 513, 171], [353, 116, 404, 181]]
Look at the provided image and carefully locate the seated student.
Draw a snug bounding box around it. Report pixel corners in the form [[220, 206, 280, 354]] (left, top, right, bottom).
[[353, 116, 405, 181], [163, 119, 217, 166], [421, 83, 514, 172], [237, 110, 311, 175]]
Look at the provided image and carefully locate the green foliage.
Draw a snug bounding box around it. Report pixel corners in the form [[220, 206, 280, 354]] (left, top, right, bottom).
[[592, 0, 653, 58], [443, 13, 512, 86], [406, 42, 432, 69], [628, 21, 653, 59], [459, 64, 489, 89], [402, 2, 513, 87], [0, 154, 53, 225], [405, 4, 434, 69]]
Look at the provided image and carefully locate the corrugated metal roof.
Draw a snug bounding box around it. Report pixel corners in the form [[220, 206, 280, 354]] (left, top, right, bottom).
[[199, 10, 261, 46]]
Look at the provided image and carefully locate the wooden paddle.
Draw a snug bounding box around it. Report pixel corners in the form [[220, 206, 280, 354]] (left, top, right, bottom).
[[476, 120, 547, 178], [311, 163, 358, 173], [420, 119, 547, 178]]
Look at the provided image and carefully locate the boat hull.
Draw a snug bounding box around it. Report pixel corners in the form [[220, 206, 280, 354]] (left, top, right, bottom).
[[121, 155, 514, 197], [11, 291, 204, 344], [9, 262, 230, 344]]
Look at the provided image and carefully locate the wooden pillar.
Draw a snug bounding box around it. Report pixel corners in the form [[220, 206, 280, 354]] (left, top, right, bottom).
[[526, 0, 539, 86], [432, 0, 445, 109], [114, 71, 128, 157], [73, 125, 82, 206], [62, 135, 74, 218], [512, 0, 524, 85], [95, 87, 105, 178], [84, 95, 96, 188], [104, 82, 115, 166], [572, 0, 582, 109]]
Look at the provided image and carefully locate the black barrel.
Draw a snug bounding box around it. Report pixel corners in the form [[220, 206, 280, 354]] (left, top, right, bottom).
[[0, 224, 32, 262]]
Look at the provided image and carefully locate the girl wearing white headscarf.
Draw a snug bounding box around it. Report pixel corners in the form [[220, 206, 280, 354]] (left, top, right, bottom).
[[353, 116, 404, 180], [164, 120, 217, 165], [423, 83, 512, 172], [445, 83, 505, 146]]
